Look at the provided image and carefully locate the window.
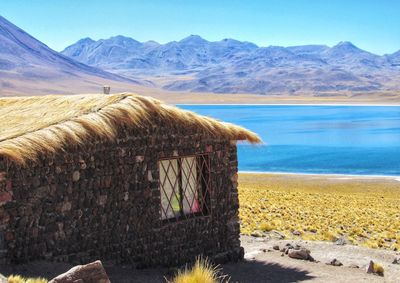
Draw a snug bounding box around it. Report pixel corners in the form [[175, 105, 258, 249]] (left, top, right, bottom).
[[159, 155, 211, 221]]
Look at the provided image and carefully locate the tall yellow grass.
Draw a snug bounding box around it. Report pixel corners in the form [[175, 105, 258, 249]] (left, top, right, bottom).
[[0, 93, 261, 164], [7, 275, 47, 283], [169, 257, 226, 283], [239, 173, 400, 250]]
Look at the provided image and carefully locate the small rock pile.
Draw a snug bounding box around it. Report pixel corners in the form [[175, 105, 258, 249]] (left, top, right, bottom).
[[277, 243, 315, 261], [327, 258, 343, 266], [267, 241, 390, 278]]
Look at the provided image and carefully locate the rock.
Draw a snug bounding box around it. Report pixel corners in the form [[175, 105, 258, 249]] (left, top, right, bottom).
[[288, 247, 310, 260], [392, 258, 400, 264], [335, 237, 347, 246], [72, 171, 80, 182], [328, 259, 343, 266], [251, 231, 263, 237], [292, 230, 301, 236], [349, 264, 359, 268], [273, 245, 280, 251], [271, 230, 285, 240], [366, 260, 374, 273], [49, 260, 110, 283], [244, 250, 261, 260], [280, 243, 295, 254], [212, 251, 229, 264], [135, 155, 144, 162]]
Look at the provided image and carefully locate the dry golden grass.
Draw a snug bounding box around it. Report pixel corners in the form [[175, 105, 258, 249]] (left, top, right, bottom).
[[7, 275, 47, 283], [0, 93, 260, 164], [169, 257, 225, 283], [372, 262, 385, 275], [238, 173, 400, 250]]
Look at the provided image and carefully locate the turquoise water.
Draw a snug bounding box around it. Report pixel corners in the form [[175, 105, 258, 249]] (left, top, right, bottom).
[[180, 105, 400, 176]]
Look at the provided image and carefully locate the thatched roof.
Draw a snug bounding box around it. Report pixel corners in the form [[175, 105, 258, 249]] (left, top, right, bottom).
[[0, 93, 261, 164]]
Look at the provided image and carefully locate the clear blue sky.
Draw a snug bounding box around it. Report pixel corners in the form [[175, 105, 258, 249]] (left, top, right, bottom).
[[1, 0, 399, 54]]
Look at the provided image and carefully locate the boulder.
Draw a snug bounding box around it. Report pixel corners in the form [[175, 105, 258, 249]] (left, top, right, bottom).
[[281, 243, 294, 254], [251, 231, 263, 237], [49, 260, 110, 283], [271, 230, 285, 240], [292, 230, 301, 236], [328, 258, 343, 266], [288, 247, 310, 260], [335, 237, 347, 246]]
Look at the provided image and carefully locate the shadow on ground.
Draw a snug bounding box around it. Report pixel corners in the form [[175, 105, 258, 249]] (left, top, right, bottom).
[[1, 259, 314, 283], [223, 259, 314, 283]]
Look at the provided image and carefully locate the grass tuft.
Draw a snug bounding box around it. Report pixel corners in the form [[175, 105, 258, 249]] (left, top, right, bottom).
[[8, 275, 48, 283], [372, 262, 384, 276], [169, 257, 227, 283]]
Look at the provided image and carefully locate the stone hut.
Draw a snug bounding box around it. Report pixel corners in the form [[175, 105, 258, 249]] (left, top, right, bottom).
[[0, 93, 260, 267]]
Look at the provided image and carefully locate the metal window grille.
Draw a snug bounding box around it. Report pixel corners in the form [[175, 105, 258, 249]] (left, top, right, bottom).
[[159, 154, 211, 222]]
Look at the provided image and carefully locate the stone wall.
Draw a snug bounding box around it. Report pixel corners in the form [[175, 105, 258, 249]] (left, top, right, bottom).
[[0, 120, 242, 267]]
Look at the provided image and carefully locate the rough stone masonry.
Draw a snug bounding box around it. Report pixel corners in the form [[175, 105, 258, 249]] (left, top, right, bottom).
[[0, 120, 243, 267]]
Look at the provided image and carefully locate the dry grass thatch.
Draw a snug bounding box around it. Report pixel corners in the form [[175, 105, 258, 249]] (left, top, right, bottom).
[[0, 93, 261, 164]]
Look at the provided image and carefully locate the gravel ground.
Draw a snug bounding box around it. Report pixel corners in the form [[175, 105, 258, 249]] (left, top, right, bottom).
[[1, 236, 399, 282]]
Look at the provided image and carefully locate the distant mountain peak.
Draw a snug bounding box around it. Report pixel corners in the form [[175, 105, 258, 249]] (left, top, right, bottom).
[[77, 37, 95, 44], [179, 35, 208, 44], [336, 41, 355, 46], [332, 41, 361, 51], [0, 15, 140, 96], [108, 35, 141, 45]]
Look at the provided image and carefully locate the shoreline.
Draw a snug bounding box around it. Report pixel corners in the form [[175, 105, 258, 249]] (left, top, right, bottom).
[[177, 103, 400, 106], [239, 170, 400, 180]]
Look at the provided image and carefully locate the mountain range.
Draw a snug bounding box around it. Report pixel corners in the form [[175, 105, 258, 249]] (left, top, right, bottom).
[[0, 15, 141, 96], [0, 14, 399, 97], [62, 35, 400, 95]]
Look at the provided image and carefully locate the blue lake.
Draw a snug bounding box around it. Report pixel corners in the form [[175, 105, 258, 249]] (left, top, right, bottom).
[[179, 105, 400, 176]]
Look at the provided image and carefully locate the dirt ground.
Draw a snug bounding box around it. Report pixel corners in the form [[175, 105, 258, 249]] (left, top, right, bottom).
[[1, 235, 399, 282]]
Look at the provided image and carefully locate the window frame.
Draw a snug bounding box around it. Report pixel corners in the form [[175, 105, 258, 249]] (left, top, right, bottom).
[[158, 153, 211, 223]]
